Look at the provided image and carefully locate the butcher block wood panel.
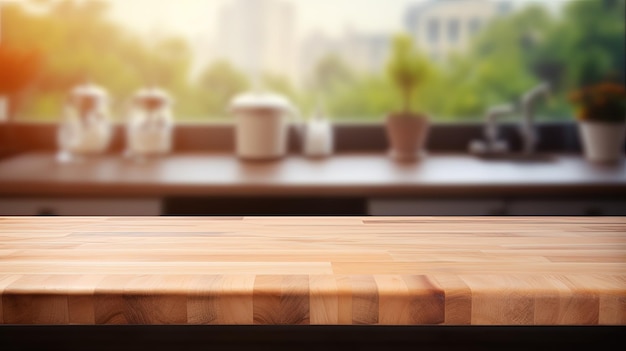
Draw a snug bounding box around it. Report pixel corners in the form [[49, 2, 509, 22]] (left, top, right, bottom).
[[0, 216, 625, 325]]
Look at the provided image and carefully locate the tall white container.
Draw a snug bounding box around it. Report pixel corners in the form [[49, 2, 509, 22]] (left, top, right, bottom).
[[56, 82, 111, 162], [126, 87, 174, 159], [229, 91, 299, 160]]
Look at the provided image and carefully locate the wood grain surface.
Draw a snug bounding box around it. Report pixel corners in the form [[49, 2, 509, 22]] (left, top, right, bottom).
[[0, 216, 625, 325], [0, 152, 625, 197]]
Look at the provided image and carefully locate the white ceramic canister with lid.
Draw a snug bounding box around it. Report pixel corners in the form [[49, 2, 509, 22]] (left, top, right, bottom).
[[126, 86, 174, 158], [229, 91, 300, 160], [57, 82, 112, 162]]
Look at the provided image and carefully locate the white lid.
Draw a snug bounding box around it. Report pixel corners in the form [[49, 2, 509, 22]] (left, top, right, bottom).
[[229, 91, 293, 111], [133, 87, 172, 105], [70, 82, 108, 102]]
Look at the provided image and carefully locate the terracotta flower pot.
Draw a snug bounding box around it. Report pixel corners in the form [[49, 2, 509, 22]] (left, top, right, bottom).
[[385, 112, 430, 161], [578, 120, 626, 163]]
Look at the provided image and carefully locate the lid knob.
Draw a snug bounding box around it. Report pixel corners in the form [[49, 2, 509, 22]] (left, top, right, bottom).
[[133, 87, 172, 111]]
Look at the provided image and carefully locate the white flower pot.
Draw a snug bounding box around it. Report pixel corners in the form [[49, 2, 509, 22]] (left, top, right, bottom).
[[578, 121, 626, 163]]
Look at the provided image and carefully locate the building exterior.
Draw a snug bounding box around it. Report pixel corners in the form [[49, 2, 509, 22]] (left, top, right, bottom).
[[404, 0, 512, 62], [298, 31, 338, 86], [339, 28, 391, 75], [216, 0, 296, 83], [298, 28, 390, 87]]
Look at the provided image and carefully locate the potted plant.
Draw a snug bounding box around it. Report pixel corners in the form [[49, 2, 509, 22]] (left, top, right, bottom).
[[385, 34, 431, 161], [569, 80, 626, 163]]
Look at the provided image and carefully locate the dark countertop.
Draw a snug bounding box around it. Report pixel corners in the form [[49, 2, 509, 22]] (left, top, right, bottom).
[[0, 152, 624, 197]]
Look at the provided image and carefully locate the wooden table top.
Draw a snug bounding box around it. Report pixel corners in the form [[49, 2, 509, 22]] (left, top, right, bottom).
[[0, 152, 625, 197], [0, 216, 624, 325]]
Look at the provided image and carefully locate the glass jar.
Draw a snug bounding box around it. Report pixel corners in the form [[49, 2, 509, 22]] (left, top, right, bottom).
[[125, 87, 173, 160], [56, 82, 111, 163]]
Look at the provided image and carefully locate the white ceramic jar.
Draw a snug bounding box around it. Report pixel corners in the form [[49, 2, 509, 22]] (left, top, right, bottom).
[[303, 114, 333, 158], [126, 87, 174, 158], [57, 82, 111, 162], [229, 91, 300, 160]]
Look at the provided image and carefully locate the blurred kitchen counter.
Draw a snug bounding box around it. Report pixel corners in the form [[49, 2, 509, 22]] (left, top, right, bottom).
[[0, 152, 624, 197], [0, 152, 624, 215]]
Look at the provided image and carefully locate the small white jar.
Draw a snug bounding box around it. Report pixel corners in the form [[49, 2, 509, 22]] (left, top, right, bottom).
[[303, 113, 333, 158], [125, 87, 174, 159], [57, 82, 112, 162]]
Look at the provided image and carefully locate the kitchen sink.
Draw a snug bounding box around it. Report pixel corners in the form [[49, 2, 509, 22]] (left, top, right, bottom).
[[474, 152, 556, 163]]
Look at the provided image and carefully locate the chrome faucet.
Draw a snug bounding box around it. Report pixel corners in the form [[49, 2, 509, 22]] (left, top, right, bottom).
[[469, 104, 515, 155], [469, 81, 552, 158], [484, 104, 516, 151], [519, 82, 550, 155]]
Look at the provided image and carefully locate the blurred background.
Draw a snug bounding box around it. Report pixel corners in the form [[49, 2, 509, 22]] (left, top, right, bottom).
[[1, 0, 623, 122], [0, 0, 625, 217]]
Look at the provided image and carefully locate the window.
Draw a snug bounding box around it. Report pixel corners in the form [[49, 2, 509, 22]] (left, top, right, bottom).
[[427, 18, 440, 44], [1, 0, 623, 124], [468, 18, 482, 35], [497, 1, 513, 15], [448, 19, 460, 43]]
